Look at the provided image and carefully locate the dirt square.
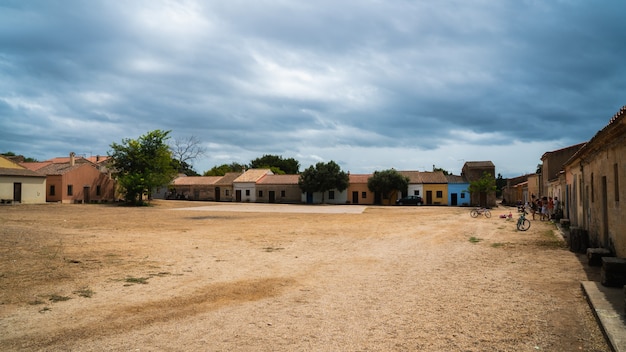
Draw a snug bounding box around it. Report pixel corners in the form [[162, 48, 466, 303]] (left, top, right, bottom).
[[0, 201, 610, 351]]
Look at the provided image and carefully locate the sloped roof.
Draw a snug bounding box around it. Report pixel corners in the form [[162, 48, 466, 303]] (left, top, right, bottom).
[[20, 161, 52, 171], [0, 167, 46, 178], [398, 171, 421, 183], [257, 174, 300, 185], [566, 105, 626, 165], [446, 174, 467, 183], [172, 176, 223, 186], [540, 142, 585, 160], [419, 171, 448, 183], [464, 161, 495, 168], [233, 169, 273, 183], [215, 172, 243, 185], [348, 174, 371, 184], [35, 162, 91, 176]]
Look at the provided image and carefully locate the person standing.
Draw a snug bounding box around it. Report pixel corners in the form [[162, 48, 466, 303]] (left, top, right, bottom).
[[547, 197, 554, 220]]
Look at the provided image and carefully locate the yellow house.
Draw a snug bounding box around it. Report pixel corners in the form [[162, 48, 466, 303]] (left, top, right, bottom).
[[420, 171, 448, 205]]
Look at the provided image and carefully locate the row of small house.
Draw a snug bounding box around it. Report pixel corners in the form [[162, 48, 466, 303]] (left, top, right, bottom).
[[0, 152, 496, 207], [502, 105, 626, 258], [159, 161, 497, 206]]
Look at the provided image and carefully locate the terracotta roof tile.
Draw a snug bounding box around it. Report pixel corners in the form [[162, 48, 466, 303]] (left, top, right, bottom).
[[172, 176, 223, 186], [0, 167, 46, 177], [348, 174, 372, 183], [257, 174, 300, 185], [233, 169, 272, 183]]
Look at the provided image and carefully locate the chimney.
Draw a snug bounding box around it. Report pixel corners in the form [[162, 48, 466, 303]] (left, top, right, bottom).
[[70, 152, 75, 166], [96, 155, 100, 162]]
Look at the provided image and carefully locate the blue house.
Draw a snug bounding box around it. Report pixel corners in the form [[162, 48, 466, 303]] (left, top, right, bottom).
[[446, 174, 470, 206]]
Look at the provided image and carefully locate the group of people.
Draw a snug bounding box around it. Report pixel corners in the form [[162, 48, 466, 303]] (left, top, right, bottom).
[[526, 195, 560, 221]]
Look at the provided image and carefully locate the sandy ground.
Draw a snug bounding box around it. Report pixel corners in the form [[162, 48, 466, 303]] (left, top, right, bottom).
[[0, 201, 610, 351]]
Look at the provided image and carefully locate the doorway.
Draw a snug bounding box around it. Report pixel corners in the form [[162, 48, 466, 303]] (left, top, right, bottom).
[[13, 183, 22, 203]]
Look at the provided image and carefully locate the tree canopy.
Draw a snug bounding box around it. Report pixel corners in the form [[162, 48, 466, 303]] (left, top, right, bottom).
[[298, 161, 349, 203], [249, 154, 300, 174], [203, 162, 246, 176], [109, 130, 177, 205], [367, 169, 409, 204], [468, 171, 497, 207], [170, 135, 206, 175]]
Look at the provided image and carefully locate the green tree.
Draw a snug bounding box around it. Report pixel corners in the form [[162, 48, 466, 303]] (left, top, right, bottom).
[[468, 171, 497, 207], [249, 154, 300, 174], [203, 162, 246, 176], [298, 161, 349, 203], [433, 166, 450, 175], [495, 173, 506, 198], [1, 152, 38, 162], [367, 169, 409, 205], [109, 130, 177, 205]]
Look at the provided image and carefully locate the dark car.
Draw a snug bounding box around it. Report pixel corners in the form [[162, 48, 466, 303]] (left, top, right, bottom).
[[395, 195, 423, 205]]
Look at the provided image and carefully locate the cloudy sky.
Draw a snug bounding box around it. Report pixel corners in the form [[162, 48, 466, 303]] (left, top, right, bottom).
[[1, 1, 624, 177]]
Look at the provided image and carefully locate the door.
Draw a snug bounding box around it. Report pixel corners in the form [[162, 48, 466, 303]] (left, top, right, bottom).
[[83, 186, 90, 203], [269, 191, 275, 203], [13, 183, 22, 203], [236, 190, 242, 202], [602, 177, 609, 247], [352, 191, 359, 204], [451, 193, 458, 206], [426, 191, 433, 205], [215, 187, 221, 201], [306, 192, 313, 204]]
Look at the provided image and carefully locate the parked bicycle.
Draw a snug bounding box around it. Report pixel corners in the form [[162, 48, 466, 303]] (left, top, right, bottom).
[[517, 210, 531, 231], [470, 207, 491, 218]]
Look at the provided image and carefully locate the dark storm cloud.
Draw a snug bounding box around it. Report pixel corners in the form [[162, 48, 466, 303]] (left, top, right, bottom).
[[1, 0, 624, 176]]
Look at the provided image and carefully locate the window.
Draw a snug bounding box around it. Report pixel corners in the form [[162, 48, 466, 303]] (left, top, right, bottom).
[[225, 190, 230, 196], [329, 191, 335, 200], [245, 190, 250, 196], [436, 191, 443, 198], [615, 163, 620, 202], [461, 192, 466, 199], [362, 192, 367, 198], [258, 190, 263, 197], [96, 185, 101, 196], [414, 190, 420, 196], [281, 190, 286, 197], [50, 185, 55, 196], [67, 185, 73, 196]]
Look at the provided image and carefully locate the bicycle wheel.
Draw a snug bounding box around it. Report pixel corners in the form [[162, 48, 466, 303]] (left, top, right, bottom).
[[484, 210, 491, 218], [470, 209, 478, 218], [517, 219, 531, 231]]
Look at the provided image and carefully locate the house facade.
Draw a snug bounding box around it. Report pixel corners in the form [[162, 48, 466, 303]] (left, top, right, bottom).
[[446, 174, 469, 206], [398, 171, 423, 203], [24, 154, 116, 203], [0, 155, 46, 204], [462, 161, 496, 207], [169, 175, 223, 200], [540, 143, 585, 199], [256, 174, 302, 203], [563, 106, 626, 257], [420, 171, 448, 205], [346, 174, 375, 205], [233, 169, 273, 202]]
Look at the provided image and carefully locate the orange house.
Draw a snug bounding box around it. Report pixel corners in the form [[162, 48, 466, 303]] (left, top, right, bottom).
[[346, 174, 375, 205], [23, 153, 116, 203]]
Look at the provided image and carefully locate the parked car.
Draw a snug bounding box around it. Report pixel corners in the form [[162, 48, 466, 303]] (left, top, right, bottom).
[[395, 195, 423, 205]]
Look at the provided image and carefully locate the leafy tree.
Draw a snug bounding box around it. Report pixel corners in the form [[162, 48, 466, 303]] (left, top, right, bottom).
[[203, 162, 246, 176], [249, 154, 300, 174], [298, 161, 349, 203], [1, 152, 38, 162], [468, 171, 497, 207], [109, 130, 177, 205], [433, 166, 450, 175], [367, 169, 409, 205], [495, 173, 506, 198], [170, 135, 206, 175]]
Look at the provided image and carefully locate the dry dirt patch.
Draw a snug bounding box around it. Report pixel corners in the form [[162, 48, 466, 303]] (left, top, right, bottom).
[[0, 201, 610, 351]]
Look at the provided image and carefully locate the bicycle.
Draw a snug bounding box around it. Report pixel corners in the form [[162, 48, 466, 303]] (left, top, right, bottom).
[[517, 210, 531, 231], [470, 207, 491, 218]]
